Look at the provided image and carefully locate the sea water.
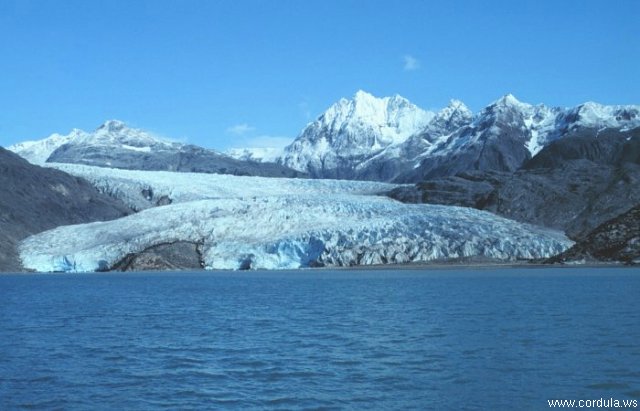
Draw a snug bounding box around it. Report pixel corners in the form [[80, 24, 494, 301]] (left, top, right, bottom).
[[1, 267, 638, 410]]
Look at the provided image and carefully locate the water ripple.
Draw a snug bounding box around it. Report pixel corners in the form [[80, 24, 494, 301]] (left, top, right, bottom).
[[0, 268, 639, 409]]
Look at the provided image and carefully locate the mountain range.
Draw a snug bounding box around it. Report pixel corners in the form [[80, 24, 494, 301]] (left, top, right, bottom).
[[9, 120, 305, 178], [278, 90, 640, 182], [10, 91, 639, 185], [3, 90, 639, 270]]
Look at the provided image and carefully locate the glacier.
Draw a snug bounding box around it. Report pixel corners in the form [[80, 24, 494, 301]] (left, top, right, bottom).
[[19, 165, 573, 272], [48, 163, 396, 211]]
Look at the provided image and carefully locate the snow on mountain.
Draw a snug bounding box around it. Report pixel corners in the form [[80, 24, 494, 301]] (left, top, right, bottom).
[[555, 102, 640, 134], [396, 94, 556, 181], [277, 91, 640, 182], [507, 99, 640, 156], [8, 120, 178, 165], [225, 147, 283, 163], [442, 94, 542, 155], [423, 99, 474, 139], [19, 165, 572, 272], [74, 120, 179, 151], [279, 90, 434, 178], [352, 99, 475, 177], [7, 129, 87, 165], [9, 120, 305, 178], [11, 94, 638, 181]]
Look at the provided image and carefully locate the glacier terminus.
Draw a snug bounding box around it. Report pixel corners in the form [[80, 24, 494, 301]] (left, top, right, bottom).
[[19, 165, 572, 272]]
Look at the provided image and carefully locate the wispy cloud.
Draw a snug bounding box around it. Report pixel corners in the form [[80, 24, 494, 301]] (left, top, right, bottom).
[[403, 54, 420, 71], [226, 123, 256, 135], [298, 101, 312, 120], [244, 135, 292, 149]]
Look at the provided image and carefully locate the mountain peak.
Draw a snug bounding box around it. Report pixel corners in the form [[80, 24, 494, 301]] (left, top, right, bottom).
[[568, 101, 640, 130], [97, 119, 127, 133], [352, 90, 411, 106], [423, 99, 473, 137], [495, 93, 523, 107], [354, 89, 375, 100], [281, 91, 435, 174], [482, 94, 532, 119], [445, 99, 472, 114]]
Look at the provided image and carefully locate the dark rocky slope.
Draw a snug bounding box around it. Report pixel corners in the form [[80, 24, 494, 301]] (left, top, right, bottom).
[[394, 97, 533, 182], [111, 241, 204, 272], [523, 127, 640, 169], [546, 204, 640, 265], [389, 128, 640, 240], [48, 143, 306, 178], [0, 148, 131, 271]]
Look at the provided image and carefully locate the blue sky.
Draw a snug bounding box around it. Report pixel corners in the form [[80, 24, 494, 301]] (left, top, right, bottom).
[[0, 0, 638, 149]]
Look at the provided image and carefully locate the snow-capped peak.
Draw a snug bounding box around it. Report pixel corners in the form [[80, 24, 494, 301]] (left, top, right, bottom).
[[439, 99, 473, 121], [280, 90, 435, 174], [353, 89, 377, 102], [318, 90, 434, 143], [226, 147, 283, 163], [7, 129, 89, 164], [82, 120, 173, 149], [419, 99, 473, 140], [448, 98, 467, 109], [97, 119, 127, 133], [555, 102, 640, 134], [501, 93, 519, 103], [576, 102, 639, 126], [8, 120, 178, 165], [491, 93, 530, 110]]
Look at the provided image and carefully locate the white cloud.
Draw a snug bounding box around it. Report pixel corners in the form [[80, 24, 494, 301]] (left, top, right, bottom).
[[226, 123, 256, 135], [298, 101, 312, 120], [244, 135, 292, 149], [403, 55, 420, 71]]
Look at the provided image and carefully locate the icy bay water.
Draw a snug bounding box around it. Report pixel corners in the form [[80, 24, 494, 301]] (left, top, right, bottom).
[[1, 268, 639, 410]]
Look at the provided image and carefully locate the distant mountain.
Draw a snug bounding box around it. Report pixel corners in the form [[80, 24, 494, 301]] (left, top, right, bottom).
[[279, 90, 434, 179], [388, 127, 640, 240], [0, 147, 131, 271], [225, 147, 283, 163], [12, 94, 638, 183], [399, 97, 640, 182], [9, 120, 305, 178], [352, 99, 473, 181], [278, 91, 640, 182]]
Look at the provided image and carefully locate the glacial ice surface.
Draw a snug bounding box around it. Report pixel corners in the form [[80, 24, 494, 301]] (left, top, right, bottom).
[[20, 165, 573, 272], [48, 163, 396, 210]]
